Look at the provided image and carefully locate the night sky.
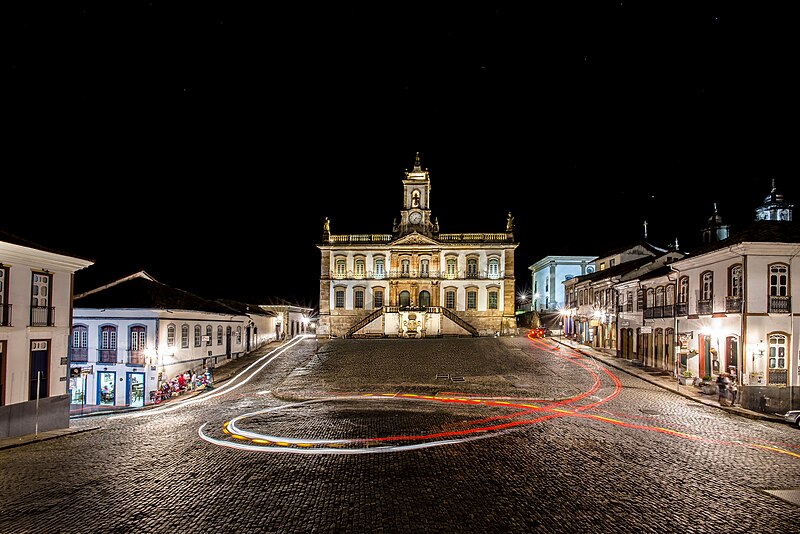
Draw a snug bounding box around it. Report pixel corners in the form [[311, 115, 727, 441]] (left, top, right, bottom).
[[5, 2, 798, 309]]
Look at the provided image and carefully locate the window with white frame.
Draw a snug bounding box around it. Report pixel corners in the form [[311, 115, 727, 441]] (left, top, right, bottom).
[[373, 288, 384, 308], [420, 258, 429, 276], [401, 258, 410, 275], [701, 271, 713, 301], [768, 333, 787, 370], [374, 257, 385, 279], [335, 257, 346, 279], [446, 257, 457, 279], [217, 325, 223, 345], [181, 324, 189, 348], [678, 276, 689, 303], [166, 324, 176, 347], [354, 257, 365, 279], [488, 257, 499, 278], [71, 325, 88, 361], [729, 264, 743, 297], [769, 264, 788, 296], [655, 286, 664, 307], [194, 325, 202, 347]]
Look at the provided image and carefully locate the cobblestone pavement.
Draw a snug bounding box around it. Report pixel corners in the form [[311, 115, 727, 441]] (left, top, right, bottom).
[[1, 333, 799, 533]]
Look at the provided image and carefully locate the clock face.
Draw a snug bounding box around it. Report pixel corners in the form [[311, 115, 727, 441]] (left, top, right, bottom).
[[409, 211, 422, 224]]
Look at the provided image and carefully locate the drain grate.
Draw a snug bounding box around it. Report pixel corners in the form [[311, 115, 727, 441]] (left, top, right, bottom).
[[436, 374, 465, 382]]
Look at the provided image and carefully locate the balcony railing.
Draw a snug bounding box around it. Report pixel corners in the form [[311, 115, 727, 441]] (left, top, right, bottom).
[[0, 303, 11, 326], [676, 302, 688, 316], [98, 348, 117, 364], [768, 369, 788, 386], [697, 300, 713, 315], [127, 350, 146, 366], [768, 296, 791, 313], [71, 347, 88, 362], [725, 296, 742, 313], [30, 306, 55, 327]]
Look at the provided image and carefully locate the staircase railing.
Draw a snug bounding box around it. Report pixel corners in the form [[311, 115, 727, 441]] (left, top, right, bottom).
[[440, 307, 479, 336], [346, 307, 384, 338]]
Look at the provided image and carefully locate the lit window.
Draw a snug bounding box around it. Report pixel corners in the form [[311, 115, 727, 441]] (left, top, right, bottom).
[[701, 271, 713, 301], [768, 334, 787, 369], [446, 257, 457, 279], [488, 258, 499, 279]]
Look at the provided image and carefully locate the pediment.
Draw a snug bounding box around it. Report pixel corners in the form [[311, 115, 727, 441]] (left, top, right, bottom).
[[390, 232, 440, 246]]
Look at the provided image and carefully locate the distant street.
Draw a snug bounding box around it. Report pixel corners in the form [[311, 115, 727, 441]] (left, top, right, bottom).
[[1, 334, 798, 533]]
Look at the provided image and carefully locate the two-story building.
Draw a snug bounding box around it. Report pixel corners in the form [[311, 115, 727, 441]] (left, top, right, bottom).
[[71, 270, 264, 408], [0, 230, 93, 438]]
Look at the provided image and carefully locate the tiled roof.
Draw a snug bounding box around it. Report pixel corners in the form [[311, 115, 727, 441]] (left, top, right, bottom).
[[0, 228, 94, 261], [74, 275, 242, 315]]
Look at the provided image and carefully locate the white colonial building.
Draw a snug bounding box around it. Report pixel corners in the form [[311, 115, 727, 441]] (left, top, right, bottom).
[[669, 219, 800, 413], [529, 255, 596, 312], [0, 230, 94, 438], [71, 270, 271, 408], [317, 154, 518, 338]]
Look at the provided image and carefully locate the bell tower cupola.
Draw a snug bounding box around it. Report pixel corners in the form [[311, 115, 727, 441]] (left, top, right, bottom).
[[395, 152, 435, 237]]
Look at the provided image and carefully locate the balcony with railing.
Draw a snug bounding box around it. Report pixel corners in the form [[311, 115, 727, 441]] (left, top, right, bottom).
[[0, 303, 11, 326], [127, 350, 146, 366], [768, 295, 791, 314], [676, 302, 688, 316], [725, 296, 742, 313], [71, 347, 88, 363], [696, 299, 713, 315], [98, 348, 117, 364], [30, 306, 55, 327]]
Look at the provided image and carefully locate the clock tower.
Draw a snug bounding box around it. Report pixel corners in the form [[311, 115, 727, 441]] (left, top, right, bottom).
[[395, 152, 436, 238]]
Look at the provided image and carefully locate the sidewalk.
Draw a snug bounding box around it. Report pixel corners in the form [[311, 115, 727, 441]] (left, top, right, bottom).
[[0, 340, 288, 451], [551, 335, 785, 423]]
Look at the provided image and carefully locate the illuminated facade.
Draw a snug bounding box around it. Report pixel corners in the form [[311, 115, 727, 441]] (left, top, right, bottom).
[[0, 230, 94, 438], [317, 154, 518, 338]]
